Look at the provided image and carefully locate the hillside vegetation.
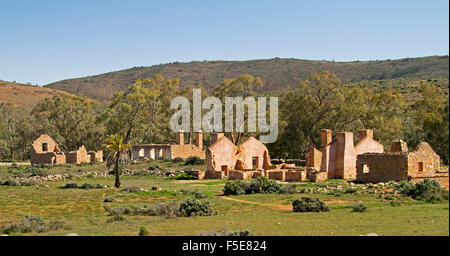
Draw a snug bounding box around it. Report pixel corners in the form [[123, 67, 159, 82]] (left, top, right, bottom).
[[0, 80, 87, 108], [45, 56, 449, 100]]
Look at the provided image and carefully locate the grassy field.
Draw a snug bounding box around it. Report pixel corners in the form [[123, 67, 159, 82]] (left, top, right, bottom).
[[0, 160, 448, 236]]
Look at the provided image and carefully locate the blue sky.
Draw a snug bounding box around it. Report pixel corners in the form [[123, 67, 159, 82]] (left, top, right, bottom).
[[0, 0, 448, 85]]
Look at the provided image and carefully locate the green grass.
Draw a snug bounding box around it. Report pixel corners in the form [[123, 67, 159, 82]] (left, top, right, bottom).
[[0, 160, 448, 236]]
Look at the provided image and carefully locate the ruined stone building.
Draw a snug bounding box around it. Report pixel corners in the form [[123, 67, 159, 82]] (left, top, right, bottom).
[[30, 134, 103, 165], [65, 145, 90, 164], [306, 129, 384, 181], [30, 134, 66, 165], [131, 131, 205, 161], [205, 133, 306, 181], [356, 141, 449, 188]]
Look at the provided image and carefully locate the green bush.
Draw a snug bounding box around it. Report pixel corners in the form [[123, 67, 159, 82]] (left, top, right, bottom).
[[2, 179, 21, 186], [139, 226, 149, 236], [279, 184, 298, 194], [179, 199, 215, 217], [184, 156, 205, 165], [26, 168, 50, 177], [229, 230, 252, 236], [223, 177, 282, 195], [245, 176, 281, 194], [352, 203, 368, 212], [173, 157, 184, 163], [397, 179, 449, 202], [104, 202, 182, 218], [292, 197, 330, 212], [223, 180, 246, 195], [62, 183, 79, 189], [0, 215, 65, 234], [173, 173, 196, 180], [104, 196, 116, 202], [107, 215, 125, 223]]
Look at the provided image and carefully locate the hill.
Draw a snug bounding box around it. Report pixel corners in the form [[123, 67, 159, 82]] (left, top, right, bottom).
[[45, 56, 449, 100], [0, 80, 88, 108]]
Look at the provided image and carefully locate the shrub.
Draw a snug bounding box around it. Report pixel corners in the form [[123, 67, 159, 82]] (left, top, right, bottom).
[[397, 179, 449, 202], [245, 176, 281, 194], [26, 168, 50, 177], [173, 157, 184, 163], [184, 156, 205, 165], [104, 196, 116, 202], [107, 215, 125, 223], [352, 203, 368, 212], [193, 191, 208, 199], [179, 199, 215, 217], [223, 180, 246, 195], [173, 173, 196, 180], [148, 165, 160, 171], [104, 203, 182, 218], [229, 230, 252, 236], [345, 188, 358, 194], [279, 184, 297, 194], [2, 179, 21, 186], [62, 183, 79, 189], [223, 177, 283, 195], [0, 216, 65, 234], [200, 229, 252, 236], [292, 197, 330, 212], [139, 226, 149, 236]]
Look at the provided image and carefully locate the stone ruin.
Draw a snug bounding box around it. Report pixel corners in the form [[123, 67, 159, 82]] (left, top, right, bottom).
[[356, 140, 449, 188], [306, 129, 384, 181], [305, 129, 449, 188], [131, 131, 205, 161], [205, 133, 306, 181], [30, 134, 103, 165]]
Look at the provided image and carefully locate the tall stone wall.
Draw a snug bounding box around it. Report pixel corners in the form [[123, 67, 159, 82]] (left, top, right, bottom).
[[356, 153, 409, 183]]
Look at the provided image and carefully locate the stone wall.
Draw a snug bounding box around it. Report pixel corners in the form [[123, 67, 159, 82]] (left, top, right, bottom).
[[204, 170, 225, 179], [228, 170, 262, 180], [88, 151, 103, 162], [207, 136, 237, 172], [66, 146, 90, 164], [356, 153, 409, 183], [170, 144, 205, 159], [407, 142, 440, 178], [30, 134, 66, 165], [285, 169, 306, 182]]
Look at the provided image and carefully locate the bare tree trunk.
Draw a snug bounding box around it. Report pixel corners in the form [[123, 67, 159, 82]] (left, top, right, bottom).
[[114, 151, 121, 188]]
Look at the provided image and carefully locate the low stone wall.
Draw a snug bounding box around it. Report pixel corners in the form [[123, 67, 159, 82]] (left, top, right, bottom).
[[204, 170, 225, 179], [267, 170, 285, 181], [285, 170, 306, 182], [306, 168, 327, 182], [410, 175, 449, 189], [185, 169, 205, 180], [228, 170, 263, 180]]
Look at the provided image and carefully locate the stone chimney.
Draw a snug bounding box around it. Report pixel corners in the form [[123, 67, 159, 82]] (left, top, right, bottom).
[[176, 130, 184, 145], [390, 140, 408, 153], [195, 131, 203, 148], [320, 129, 332, 147], [211, 133, 224, 145], [357, 129, 373, 141]]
